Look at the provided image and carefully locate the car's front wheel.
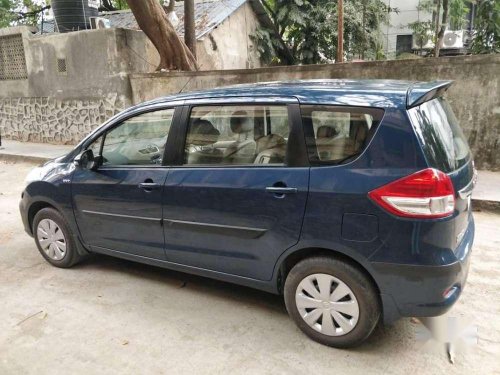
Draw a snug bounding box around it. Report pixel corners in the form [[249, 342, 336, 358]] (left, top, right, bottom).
[[284, 256, 380, 348], [33, 207, 83, 268]]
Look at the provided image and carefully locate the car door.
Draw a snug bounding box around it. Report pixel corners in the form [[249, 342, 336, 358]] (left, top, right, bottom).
[[162, 98, 310, 280], [72, 105, 181, 260]]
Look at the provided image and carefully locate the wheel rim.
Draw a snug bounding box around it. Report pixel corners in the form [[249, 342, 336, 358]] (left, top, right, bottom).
[[36, 219, 67, 261], [295, 273, 360, 336]]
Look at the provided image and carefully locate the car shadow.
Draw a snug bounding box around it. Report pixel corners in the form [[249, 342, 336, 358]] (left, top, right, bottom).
[[76, 253, 414, 351], [77, 253, 288, 315]]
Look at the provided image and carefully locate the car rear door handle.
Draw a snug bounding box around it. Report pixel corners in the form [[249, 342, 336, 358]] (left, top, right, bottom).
[[265, 187, 298, 194]]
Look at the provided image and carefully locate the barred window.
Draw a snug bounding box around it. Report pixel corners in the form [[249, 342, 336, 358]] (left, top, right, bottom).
[[0, 34, 28, 80]]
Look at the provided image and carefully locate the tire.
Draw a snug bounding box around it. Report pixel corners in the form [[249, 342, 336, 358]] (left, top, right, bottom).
[[284, 256, 380, 348], [33, 207, 83, 268]]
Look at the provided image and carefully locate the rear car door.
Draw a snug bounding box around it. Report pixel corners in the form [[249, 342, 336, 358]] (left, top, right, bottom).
[[72, 105, 181, 260], [162, 98, 310, 280]]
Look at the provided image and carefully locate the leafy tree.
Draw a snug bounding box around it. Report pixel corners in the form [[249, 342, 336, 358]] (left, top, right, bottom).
[[449, 0, 470, 29], [470, 0, 499, 53], [0, 0, 15, 28], [408, 0, 499, 55], [0, 0, 49, 27], [252, 0, 393, 64]]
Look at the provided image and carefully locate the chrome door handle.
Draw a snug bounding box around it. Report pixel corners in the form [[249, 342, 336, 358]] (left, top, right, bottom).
[[265, 187, 298, 194], [139, 182, 160, 190]]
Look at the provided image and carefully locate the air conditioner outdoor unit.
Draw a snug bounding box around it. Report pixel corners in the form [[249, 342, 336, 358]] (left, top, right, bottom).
[[90, 17, 111, 29], [441, 30, 464, 49], [412, 32, 434, 50]]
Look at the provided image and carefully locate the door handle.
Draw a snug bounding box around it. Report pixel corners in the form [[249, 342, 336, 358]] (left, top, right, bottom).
[[138, 182, 160, 191], [265, 187, 298, 194]]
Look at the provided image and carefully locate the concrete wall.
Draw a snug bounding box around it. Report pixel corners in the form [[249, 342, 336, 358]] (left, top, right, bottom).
[[130, 55, 500, 170], [0, 27, 155, 100], [196, 2, 261, 70], [0, 27, 150, 144], [0, 7, 263, 145]]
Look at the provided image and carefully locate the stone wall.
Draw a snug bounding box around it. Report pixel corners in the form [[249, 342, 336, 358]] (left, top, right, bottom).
[[130, 55, 500, 170], [0, 94, 126, 144]]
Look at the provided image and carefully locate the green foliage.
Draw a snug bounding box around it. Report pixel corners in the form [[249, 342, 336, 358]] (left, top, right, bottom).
[[407, 20, 434, 50], [252, 0, 392, 64], [0, 0, 17, 27], [0, 0, 49, 27], [470, 0, 499, 53], [449, 0, 470, 29]]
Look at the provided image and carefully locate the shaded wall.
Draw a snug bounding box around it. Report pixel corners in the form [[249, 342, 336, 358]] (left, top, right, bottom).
[[130, 55, 500, 170], [0, 27, 153, 143]]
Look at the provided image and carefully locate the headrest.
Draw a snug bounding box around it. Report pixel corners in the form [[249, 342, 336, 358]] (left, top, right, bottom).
[[317, 125, 338, 139], [350, 121, 368, 140], [230, 111, 253, 134], [187, 119, 220, 146]]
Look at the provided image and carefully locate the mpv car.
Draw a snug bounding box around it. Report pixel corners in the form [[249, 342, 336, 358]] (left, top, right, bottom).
[[20, 80, 475, 348]]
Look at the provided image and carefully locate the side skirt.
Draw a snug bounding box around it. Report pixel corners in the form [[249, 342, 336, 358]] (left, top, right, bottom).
[[90, 245, 279, 295]]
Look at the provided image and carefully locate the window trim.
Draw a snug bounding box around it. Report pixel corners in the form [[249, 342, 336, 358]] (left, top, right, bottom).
[[82, 105, 181, 168], [300, 105, 385, 166], [172, 100, 309, 168]]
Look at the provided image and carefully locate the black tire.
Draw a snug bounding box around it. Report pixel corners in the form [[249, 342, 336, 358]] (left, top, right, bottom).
[[284, 256, 380, 348], [32, 207, 83, 268]]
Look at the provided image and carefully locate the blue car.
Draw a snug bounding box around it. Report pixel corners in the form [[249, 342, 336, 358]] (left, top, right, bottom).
[[20, 80, 475, 347]]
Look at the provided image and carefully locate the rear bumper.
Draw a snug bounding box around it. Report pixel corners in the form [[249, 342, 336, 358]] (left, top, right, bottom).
[[373, 216, 474, 322]]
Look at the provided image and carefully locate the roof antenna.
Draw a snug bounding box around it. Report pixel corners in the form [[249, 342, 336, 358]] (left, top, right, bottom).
[[177, 62, 204, 93]]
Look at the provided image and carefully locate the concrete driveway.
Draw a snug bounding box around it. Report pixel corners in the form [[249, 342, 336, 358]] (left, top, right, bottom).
[[0, 160, 498, 374]]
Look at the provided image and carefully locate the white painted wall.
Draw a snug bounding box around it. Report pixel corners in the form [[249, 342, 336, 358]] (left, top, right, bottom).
[[381, 0, 432, 58]]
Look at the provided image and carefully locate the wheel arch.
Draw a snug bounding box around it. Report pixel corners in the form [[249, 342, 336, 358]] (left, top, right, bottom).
[[275, 247, 381, 298], [28, 201, 58, 235]]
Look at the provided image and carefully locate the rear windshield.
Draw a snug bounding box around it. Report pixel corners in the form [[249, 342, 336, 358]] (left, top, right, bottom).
[[408, 98, 471, 173]]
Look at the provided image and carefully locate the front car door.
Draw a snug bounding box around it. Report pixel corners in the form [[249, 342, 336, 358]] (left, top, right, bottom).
[[162, 97, 310, 280], [72, 105, 182, 260]]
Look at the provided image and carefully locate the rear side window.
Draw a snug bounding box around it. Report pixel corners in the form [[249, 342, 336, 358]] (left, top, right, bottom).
[[408, 98, 470, 172], [302, 106, 384, 164], [183, 105, 290, 166]]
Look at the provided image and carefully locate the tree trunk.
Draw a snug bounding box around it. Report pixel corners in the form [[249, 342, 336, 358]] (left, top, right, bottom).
[[435, 0, 449, 57], [433, 0, 442, 57], [126, 0, 197, 71], [184, 0, 196, 58]]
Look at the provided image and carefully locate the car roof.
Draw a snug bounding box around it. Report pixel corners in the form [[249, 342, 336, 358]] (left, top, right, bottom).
[[131, 79, 453, 113], [141, 79, 418, 109]]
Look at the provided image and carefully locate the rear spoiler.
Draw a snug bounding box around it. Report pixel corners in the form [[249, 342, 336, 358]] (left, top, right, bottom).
[[406, 80, 453, 109]]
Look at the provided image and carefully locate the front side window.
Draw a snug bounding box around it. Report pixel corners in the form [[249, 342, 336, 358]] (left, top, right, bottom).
[[98, 108, 174, 166], [183, 105, 289, 166], [87, 135, 103, 156], [302, 106, 383, 164]]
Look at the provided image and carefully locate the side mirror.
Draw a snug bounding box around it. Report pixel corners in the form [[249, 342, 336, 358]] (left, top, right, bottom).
[[74, 149, 101, 171]]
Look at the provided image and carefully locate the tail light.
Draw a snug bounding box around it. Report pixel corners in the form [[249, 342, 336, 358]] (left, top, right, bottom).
[[368, 168, 455, 219]]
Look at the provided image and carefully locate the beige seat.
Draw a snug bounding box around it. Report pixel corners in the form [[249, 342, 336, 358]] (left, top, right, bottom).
[[185, 119, 223, 164], [223, 111, 256, 164], [254, 134, 287, 164], [316, 122, 369, 161]]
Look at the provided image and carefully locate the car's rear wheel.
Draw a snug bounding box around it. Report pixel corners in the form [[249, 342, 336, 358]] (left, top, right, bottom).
[[284, 256, 380, 348], [33, 207, 83, 268]]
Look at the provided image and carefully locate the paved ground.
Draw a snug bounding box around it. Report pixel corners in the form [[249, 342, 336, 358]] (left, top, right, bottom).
[[0, 160, 499, 374]]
